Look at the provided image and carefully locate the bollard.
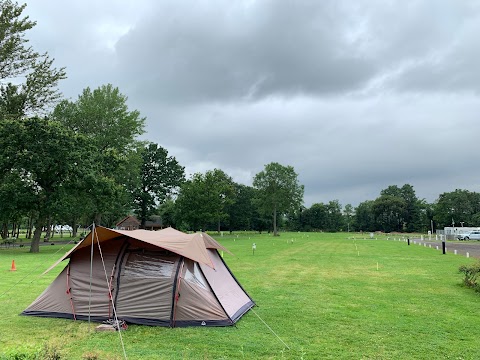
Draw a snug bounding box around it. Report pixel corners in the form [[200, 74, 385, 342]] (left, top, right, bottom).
[[442, 241, 446, 255], [407, 238, 410, 245], [454, 250, 457, 255], [467, 252, 470, 258]]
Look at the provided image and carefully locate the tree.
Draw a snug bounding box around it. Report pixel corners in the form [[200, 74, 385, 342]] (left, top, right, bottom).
[[133, 142, 185, 228], [344, 204, 354, 232], [303, 203, 328, 231], [355, 200, 376, 232], [325, 200, 343, 231], [372, 195, 406, 232], [0, 1, 66, 117], [157, 197, 178, 229], [53, 84, 145, 224], [176, 169, 235, 232], [0, 118, 95, 252], [434, 189, 480, 228], [226, 184, 257, 232], [253, 162, 304, 236]]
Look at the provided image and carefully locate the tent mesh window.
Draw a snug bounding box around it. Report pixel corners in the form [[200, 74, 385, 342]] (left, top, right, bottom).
[[123, 253, 176, 278], [184, 261, 208, 290]]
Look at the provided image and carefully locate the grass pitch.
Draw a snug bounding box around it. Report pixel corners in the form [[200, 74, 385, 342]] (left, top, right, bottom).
[[1, 232, 479, 359]]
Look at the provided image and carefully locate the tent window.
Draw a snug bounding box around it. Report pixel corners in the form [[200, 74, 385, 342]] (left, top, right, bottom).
[[184, 261, 208, 290], [123, 254, 175, 278]]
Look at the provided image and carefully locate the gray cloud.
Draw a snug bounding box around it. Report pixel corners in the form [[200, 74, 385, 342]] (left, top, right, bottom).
[[23, 0, 480, 207]]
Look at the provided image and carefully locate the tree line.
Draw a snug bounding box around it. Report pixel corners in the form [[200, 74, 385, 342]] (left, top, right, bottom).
[[0, 1, 477, 254]]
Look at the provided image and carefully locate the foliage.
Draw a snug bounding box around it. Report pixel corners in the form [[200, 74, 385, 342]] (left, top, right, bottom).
[[0, 1, 66, 118], [0, 118, 95, 251], [434, 189, 480, 228], [175, 169, 235, 231], [459, 261, 480, 292], [52, 84, 145, 224], [253, 162, 304, 236], [354, 200, 376, 231], [132, 142, 184, 228], [344, 203, 354, 231], [225, 184, 257, 232]]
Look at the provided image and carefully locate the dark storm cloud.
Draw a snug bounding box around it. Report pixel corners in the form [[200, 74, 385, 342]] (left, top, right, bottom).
[[113, 0, 376, 104]]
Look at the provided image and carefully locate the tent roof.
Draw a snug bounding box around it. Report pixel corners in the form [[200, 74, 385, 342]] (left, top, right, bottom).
[[44, 227, 232, 274]]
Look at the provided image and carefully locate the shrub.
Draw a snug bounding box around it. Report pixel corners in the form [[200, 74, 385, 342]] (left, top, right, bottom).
[[459, 261, 480, 291]]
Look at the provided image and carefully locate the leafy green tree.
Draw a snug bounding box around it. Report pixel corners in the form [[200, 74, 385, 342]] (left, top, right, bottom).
[[157, 197, 178, 229], [372, 195, 406, 232], [0, 169, 34, 238], [344, 203, 354, 232], [303, 203, 327, 231], [354, 200, 376, 232], [52, 84, 145, 224], [0, 1, 66, 117], [433, 189, 480, 228], [0, 118, 95, 252], [176, 169, 235, 232], [253, 162, 304, 236], [133, 142, 185, 228], [226, 184, 257, 232], [325, 200, 343, 231]]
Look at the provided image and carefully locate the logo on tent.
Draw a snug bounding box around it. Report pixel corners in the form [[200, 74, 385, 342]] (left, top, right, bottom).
[[201, 321, 206, 326]]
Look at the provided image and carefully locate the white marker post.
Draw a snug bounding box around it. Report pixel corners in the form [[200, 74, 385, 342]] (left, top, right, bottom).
[[252, 243, 256, 255]]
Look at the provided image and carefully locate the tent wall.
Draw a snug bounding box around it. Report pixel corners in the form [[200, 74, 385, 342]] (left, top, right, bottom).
[[68, 240, 121, 318], [21, 265, 73, 318], [173, 259, 229, 326], [200, 249, 255, 322], [114, 250, 180, 326]]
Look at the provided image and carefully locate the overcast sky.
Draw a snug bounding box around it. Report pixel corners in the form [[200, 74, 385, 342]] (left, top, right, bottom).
[[23, 0, 480, 207]]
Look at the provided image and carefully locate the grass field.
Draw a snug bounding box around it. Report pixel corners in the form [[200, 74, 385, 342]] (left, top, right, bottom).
[[1, 232, 479, 359]]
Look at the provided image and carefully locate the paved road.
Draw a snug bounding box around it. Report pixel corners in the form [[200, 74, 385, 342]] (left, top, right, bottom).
[[410, 238, 480, 259]]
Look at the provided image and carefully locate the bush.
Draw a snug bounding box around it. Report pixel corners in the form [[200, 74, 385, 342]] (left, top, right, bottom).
[[459, 262, 480, 291]]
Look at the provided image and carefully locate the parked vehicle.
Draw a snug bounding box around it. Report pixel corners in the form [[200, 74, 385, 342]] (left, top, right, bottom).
[[458, 230, 480, 240]]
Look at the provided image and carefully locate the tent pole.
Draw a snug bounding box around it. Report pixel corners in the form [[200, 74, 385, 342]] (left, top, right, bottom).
[[88, 222, 95, 325]]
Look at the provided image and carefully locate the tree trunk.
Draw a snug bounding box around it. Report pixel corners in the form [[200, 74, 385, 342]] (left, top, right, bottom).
[[1, 223, 7, 239], [72, 218, 77, 237], [273, 205, 278, 236], [94, 213, 102, 226], [46, 217, 52, 240], [217, 219, 221, 234], [30, 216, 45, 253], [27, 215, 33, 239]]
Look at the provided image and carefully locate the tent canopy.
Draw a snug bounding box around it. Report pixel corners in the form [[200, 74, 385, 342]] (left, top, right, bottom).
[[44, 226, 232, 274]]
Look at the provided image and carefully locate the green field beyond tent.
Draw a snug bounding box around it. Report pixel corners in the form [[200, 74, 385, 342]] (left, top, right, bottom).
[[1, 232, 479, 359]]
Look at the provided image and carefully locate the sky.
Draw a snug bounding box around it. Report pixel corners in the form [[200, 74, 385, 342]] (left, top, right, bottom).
[[22, 0, 480, 207]]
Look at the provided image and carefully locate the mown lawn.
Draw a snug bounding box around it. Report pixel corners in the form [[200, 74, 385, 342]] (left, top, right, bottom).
[[1, 232, 479, 359]]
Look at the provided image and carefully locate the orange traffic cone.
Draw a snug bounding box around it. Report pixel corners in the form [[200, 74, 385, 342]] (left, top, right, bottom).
[[10, 260, 16, 271]]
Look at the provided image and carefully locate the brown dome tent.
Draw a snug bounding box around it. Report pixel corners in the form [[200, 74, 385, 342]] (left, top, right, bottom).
[[22, 226, 254, 327]]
